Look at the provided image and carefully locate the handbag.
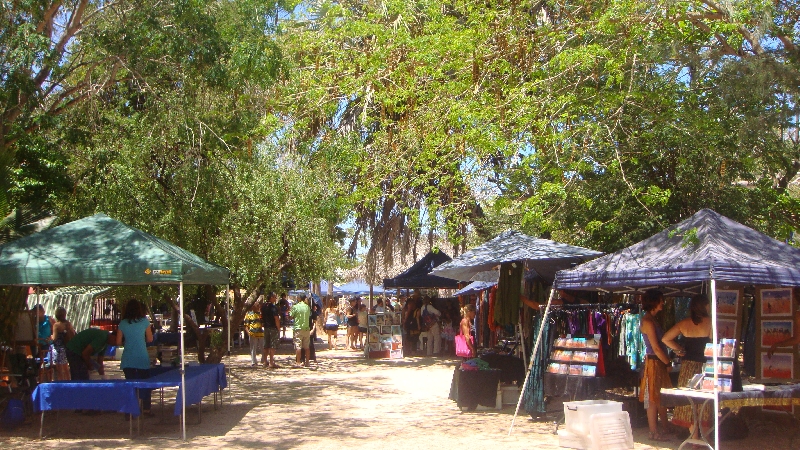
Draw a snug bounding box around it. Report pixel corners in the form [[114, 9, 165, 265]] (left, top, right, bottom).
[[455, 330, 473, 357]]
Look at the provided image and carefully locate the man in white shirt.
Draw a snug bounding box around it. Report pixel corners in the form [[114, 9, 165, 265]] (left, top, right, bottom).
[[420, 296, 442, 355]]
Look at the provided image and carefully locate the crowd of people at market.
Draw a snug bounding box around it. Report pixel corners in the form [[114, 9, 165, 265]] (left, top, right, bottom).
[[239, 290, 468, 366]]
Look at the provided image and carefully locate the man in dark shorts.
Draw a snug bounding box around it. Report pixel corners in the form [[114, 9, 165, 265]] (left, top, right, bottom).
[[278, 293, 290, 339], [346, 298, 360, 350], [261, 292, 281, 369], [66, 328, 116, 380]]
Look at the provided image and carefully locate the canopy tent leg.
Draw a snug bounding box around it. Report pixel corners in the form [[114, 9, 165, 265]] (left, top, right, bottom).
[[179, 282, 186, 441], [509, 287, 558, 435], [710, 278, 719, 450], [226, 284, 230, 356]]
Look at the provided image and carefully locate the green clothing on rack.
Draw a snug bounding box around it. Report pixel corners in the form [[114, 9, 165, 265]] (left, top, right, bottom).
[[494, 261, 522, 326]]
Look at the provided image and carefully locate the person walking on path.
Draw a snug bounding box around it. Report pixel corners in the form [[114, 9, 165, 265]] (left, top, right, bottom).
[[244, 301, 265, 366], [52, 307, 76, 381], [117, 299, 155, 416], [323, 298, 340, 350], [290, 295, 311, 368], [261, 292, 281, 368], [404, 297, 422, 356], [278, 293, 290, 340]]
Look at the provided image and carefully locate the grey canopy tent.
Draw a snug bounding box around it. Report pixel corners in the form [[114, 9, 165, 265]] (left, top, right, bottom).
[[0, 213, 230, 439], [383, 250, 460, 289], [511, 209, 800, 448], [431, 230, 603, 283]]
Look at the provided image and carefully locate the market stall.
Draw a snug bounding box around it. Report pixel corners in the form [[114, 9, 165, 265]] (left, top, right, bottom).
[[0, 213, 231, 440], [513, 209, 800, 449], [376, 251, 462, 359], [431, 230, 603, 410]]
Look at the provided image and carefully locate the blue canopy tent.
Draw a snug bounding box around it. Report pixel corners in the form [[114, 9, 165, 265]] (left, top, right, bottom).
[[337, 280, 386, 296], [512, 209, 800, 446], [453, 280, 497, 296]]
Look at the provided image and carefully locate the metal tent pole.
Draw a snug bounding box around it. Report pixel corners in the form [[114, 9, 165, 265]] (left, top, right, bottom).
[[226, 284, 230, 355], [179, 282, 186, 441], [509, 287, 558, 434], [710, 278, 719, 450]]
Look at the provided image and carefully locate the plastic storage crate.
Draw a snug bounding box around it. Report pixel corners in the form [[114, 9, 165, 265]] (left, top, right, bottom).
[[563, 399, 622, 437]]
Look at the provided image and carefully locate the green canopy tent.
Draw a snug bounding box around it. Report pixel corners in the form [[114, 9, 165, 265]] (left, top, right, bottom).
[[0, 213, 230, 439]]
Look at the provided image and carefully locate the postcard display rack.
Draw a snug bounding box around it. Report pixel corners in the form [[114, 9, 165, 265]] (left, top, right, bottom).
[[699, 339, 739, 392], [546, 336, 601, 377], [365, 312, 404, 359]]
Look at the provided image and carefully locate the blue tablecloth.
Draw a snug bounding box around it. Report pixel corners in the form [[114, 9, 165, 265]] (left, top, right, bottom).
[[32, 379, 140, 415], [32, 364, 227, 416], [132, 364, 227, 415]]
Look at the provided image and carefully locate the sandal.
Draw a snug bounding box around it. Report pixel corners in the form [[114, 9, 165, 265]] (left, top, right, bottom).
[[649, 431, 669, 442]]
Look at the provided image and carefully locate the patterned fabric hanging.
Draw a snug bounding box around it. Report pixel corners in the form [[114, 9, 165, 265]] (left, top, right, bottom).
[[522, 310, 553, 416]]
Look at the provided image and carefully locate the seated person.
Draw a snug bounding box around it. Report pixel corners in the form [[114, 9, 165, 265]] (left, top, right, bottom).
[[65, 328, 116, 380]]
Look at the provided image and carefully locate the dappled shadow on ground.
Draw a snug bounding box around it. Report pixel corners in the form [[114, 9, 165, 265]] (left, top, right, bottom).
[[2, 345, 797, 449]]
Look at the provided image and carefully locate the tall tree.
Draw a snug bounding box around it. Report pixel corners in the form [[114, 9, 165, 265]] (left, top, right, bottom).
[[270, 0, 800, 260]]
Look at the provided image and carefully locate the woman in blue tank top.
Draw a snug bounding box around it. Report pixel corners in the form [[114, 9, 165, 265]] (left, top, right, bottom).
[[117, 299, 154, 416]]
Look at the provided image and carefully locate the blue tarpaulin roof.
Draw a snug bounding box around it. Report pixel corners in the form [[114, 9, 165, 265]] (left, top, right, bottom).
[[554, 209, 800, 292], [454, 280, 497, 296], [337, 280, 387, 295]]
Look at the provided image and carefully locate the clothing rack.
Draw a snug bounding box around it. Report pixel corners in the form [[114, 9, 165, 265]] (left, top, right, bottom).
[[540, 302, 639, 310]]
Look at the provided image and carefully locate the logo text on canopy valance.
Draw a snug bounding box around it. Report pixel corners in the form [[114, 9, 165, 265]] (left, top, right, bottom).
[[144, 268, 172, 275]]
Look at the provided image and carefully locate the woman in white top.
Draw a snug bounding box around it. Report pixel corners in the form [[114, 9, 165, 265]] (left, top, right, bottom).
[[323, 298, 340, 350]]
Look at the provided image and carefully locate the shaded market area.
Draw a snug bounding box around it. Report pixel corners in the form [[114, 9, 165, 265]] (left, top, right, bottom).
[[1, 209, 800, 450], [2, 347, 799, 449]]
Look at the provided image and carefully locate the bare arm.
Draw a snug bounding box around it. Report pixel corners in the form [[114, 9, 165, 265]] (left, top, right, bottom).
[[641, 318, 670, 364], [145, 325, 154, 344], [662, 320, 686, 357], [116, 328, 124, 346], [521, 295, 540, 309], [96, 354, 105, 375]]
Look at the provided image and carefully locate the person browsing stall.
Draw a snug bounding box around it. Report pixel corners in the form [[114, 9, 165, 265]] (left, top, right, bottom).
[[66, 328, 116, 380], [639, 289, 673, 442], [460, 304, 477, 358], [420, 296, 442, 355], [52, 307, 76, 381], [116, 299, 155, 416], [662, 294, 712, 437]]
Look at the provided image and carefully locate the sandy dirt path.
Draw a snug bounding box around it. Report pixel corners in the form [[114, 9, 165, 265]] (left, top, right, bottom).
[[2, 343, 796, 449]]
